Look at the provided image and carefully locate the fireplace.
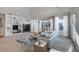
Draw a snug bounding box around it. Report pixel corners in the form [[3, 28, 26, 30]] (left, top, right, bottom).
[[13, 25, 21, 33], [23, 24, 30, 32]]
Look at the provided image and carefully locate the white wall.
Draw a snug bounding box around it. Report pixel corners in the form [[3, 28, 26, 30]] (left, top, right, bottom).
[[63, 16, 68, 37], [39, 20, 42, 32], [30, 20, 34, 32], [31, 19, 40, 32], [70, 8, 79, 51], [33, 20, 39, 32], [5, 14, 12, 36], [70, 13, 79, 51], [50, 18, 53, 32], [55, 17, 59, 31]]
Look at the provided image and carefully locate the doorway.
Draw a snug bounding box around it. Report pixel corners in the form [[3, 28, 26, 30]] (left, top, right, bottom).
[[0, 15, 5, 37], [55, 16, 68, 37]]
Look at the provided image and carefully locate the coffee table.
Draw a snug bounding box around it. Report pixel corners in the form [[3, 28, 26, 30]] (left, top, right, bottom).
[[33, 41, 48, 52]]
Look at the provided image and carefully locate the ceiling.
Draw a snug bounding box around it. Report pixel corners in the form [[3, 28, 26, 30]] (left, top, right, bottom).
[[29, 7, 72, 19], [0, 7, 72, 19], [0, 7, 30, 18]]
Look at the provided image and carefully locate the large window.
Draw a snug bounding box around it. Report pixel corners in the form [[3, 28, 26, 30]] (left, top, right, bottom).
[[42, 21, 50, 32]]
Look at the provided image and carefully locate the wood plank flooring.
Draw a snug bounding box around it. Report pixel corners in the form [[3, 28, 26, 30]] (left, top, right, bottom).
[[0, 32, 76, 52], [0, 33, 33, 52]]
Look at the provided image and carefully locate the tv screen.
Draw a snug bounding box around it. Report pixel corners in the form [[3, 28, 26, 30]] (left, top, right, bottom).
[[13, 25, 18, 30]]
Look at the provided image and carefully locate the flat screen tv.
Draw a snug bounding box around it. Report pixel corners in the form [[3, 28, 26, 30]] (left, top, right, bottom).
[[13, 25, 18, 30]]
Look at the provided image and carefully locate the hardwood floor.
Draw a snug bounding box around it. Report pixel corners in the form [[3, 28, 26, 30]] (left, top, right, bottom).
[[0, 33, 33, 52], [0, 32, 76, 52]]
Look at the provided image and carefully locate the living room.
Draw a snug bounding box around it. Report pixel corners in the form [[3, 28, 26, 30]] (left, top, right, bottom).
[[0, 7, 78, 52]]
